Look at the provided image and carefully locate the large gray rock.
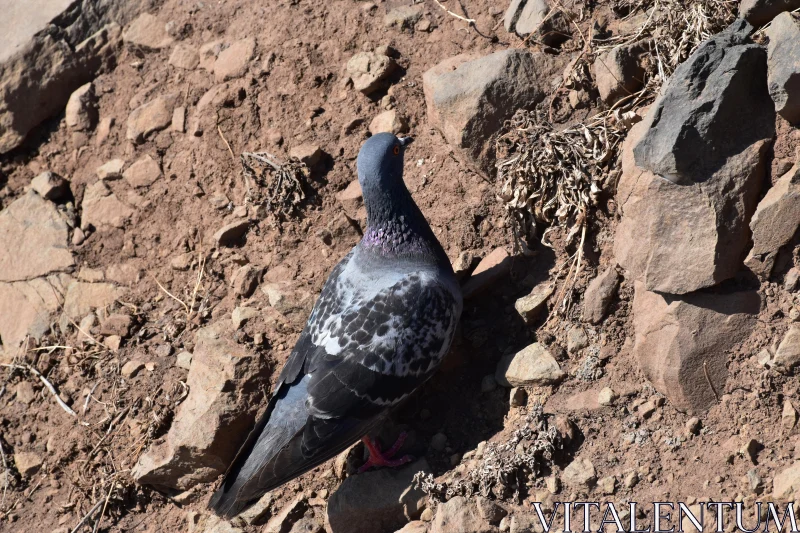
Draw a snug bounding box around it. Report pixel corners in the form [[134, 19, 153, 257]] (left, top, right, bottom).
[[132, 322, 269, 490], [423, 49, 560, 174], [765, 12, 800, 123], [615, 110, 770, 294], [739, 0, 800, 26], [326, 458, 429, 533], [632, 20, 775, 185], [503, 0, 571, 46], [745, 158, 800, 277], [632, 282, 760, 413], [495, 342, 565, 387], [0, 0, 145, 153]]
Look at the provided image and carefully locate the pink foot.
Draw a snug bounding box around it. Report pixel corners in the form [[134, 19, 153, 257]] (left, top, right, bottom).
[[358, 432, 413, 473]]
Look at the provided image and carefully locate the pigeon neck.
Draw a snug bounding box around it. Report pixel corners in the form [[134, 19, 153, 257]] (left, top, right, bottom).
[[360, 182, 442, 262]]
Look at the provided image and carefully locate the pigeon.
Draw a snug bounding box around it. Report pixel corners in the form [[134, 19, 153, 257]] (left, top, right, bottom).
[[209, 133, 463, 518]]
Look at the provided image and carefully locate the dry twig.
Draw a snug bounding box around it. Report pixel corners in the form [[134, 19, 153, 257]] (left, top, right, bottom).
[[432, 0, 475, 24], [1, 363, 77, 417]]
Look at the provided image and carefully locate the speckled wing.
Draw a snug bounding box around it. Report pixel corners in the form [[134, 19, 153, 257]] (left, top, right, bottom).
[[209, 251, 461, 518]]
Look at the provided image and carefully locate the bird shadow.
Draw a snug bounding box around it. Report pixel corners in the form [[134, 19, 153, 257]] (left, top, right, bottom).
[[380, 247, 557, 475]]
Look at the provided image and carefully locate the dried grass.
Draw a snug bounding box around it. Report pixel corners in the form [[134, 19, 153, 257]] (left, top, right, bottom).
[[241, 152, 309, 223]]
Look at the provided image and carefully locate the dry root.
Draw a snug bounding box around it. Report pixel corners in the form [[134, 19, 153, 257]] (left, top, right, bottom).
[[241, 152, 309, 223]]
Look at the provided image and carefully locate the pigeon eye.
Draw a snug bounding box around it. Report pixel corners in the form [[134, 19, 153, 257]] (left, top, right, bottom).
[[392, 145, 400, 156]]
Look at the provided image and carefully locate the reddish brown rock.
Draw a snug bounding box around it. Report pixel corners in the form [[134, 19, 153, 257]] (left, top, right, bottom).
[[582, 267, 620, 324], [430, 496, 494, 533], [122, 13, 173, 50], [123, 155, 162, 188], [214, 38, 255, 82], [462, 248, 511, 299], [632, 282, 759, 413], [126, 96, 175, 144], [81, 181, 134, 229]]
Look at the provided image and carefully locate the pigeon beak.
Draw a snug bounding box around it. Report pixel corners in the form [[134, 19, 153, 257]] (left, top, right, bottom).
[[398, 136, 413, 147]]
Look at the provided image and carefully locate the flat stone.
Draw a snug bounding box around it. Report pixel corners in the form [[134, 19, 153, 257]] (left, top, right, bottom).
[[566, 326, 588, 353], [15, 381, 36, 404], [290, 143, 323, 167], [172, 106, 186, 132], [14, 451, 43, 477], [0, 274, 72, 350], [123, 13, 173, 50], [63, 280, 125, 319], [563, 457, 596, 487], [475, 497, 507, 524], [396, 522, 428, 533], [169, 43, 199, 70], [430, 495, 494, 533], [0, 191, 74, 282], [632, 282, 759, 413], [214, 38, 255, 82], [582, 267, 620, 324], [213, 220, 250, 247], [263, 494, 306, 533], [514, 284, 553, 324], [335, 180, 363, 218], [123, 155, 162, 188], [133, 322, 268, 490], [81, 181, 135, 229], [238, 492, 274, 526], [346, 51, 398, 94], [462, 248, 511, 299], [176, 351, 193, 370], [121, 360, 145, 378], [593, 43, 645, 105], [775, 326, 800, 372], [597, 387, 617, 406], [384, 5, 423, 29], [784, 400, 798, 430], [369, 110, 408, 135], [65, 82, 97, 131], [495, 342, 565, 387], [232, 265, 260, 297], [504, 0, 572, 45], [326, 459, 429, 533], [100, 313, 132, 337], [774, 461, 800, 499], [127, 95, 174, 144], [31, 171, 69, 201], [765, 12, 800, 123], [597, 475, 617, 495], [96, 159, 125, 180], [231, 306, 258, 329], [423, 49, 560, 173]]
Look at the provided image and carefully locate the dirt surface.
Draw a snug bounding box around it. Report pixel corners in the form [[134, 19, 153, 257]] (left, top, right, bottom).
[[1, 0, 800, 532]]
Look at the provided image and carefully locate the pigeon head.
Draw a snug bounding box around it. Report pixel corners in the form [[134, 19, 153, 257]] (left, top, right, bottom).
[[357, 133, 412, 193]]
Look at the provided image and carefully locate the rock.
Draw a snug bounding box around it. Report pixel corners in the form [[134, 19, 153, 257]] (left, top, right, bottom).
[[593, 44, 645, 105], [632, 20, 774, 185], [232, 265, 260, 297], [773, 461, 800, 499], [13, 452, 43, 477], [238, 492, 274, 526], [81, 181, 135, 229], [597, 387, 616, 406], [214, 38, 255, 82], [0, 4, 124, 154], [121, 360, 145, 378], [746, 159, 800, 277], [395, 522, 428, 533], [774, 326, 800, 372], [430, 496, 494, 533], [423, 49, 559, 173], [0, 191, 74, 282], [475, 497, 507, 524], [335, 180, 364, 218], [562, 457, 596, 487], [632, 282, 759, 413], [597, 475, 617, 495], [100, 314, 133, 337], [686, 417, 702, 435], [213, 220, 250, 247], [123, 155, 162, 188], [15, 381, 36, 404], [739, 0, 800, 27], [123, 13, 173, 50], [0, 274, 71, 351], [431, 432, 447, 452], [747, 469, 764, 494], [132, 322, 268, 490], [96, 159, 126, 180], [231, 306, 258, 329], [262, 494, 306, 533], [176, 351, 193, 370], [369, 110, 409, 135], [504, 0, 572, 46], [189, 513, 244, 533], [384, 5, 424, 29], [624, 471, 639, 489], [127, 96, 175, 143], [261, 282, 314, 318], [784, 400, 798, 430], [514, 284, 553, 324], [495, 342, 565, 387], [199, 40, 223, 70], [326, 459, 430, 533], [31, 171, 69, 201], [741, 438, 762, 463], [510, 387, 527, 407], [787, 268, 800, 291], [566, 326, 588, 353], [288, 516, 323, 533], [546, 475, 561, 494], [172, 106, 186, 133], [105, 335, 121, 352], [65, 82, 97, 131], [462, 248, 512, 299], [169, 43, 200, 70], [346, 51, 398, 94], [95, 116, 114, 146], [582, 268, 620, 324], [290, 144, 323, 167], [766, 13, 800, 123], [615, 114, 771, 294]]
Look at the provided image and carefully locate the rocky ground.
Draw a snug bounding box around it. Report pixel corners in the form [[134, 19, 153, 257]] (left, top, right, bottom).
[[2, 0, 800, 532]]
